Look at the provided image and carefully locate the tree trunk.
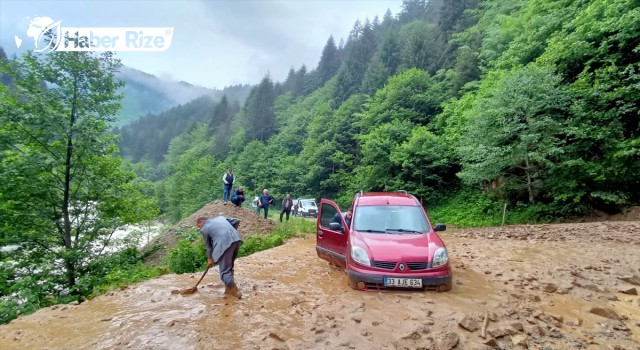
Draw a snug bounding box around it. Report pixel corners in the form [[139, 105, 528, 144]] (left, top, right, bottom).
[[524, 155, 535, 205], [62, 78, 79, 289]]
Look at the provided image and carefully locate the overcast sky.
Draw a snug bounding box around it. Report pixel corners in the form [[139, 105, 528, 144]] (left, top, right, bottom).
[[0, 0, 402, 89]]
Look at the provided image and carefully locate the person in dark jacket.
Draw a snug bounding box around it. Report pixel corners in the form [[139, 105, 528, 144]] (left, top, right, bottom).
[[330, 209, 352, 230], [230, 186, 245, 207], [257, 189, 274, 219], [280, 194, 293, 222], [197, 216, 243, 298], [222, 168, 234, 202]]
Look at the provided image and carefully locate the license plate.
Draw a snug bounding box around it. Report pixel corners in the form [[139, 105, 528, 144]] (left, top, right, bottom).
[[384, 277, 422, 288]]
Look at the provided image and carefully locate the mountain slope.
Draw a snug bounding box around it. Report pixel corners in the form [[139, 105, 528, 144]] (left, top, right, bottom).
[[115, 67, 250, 127]]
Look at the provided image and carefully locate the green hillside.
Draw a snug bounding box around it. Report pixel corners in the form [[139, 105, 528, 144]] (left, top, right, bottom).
[[132, 0, 638, 222]]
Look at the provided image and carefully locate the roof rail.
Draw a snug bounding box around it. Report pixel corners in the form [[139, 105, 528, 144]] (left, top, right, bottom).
[[396, 190, 408, 194]]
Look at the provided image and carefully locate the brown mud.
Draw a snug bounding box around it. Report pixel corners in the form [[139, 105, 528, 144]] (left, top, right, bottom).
[[1, 221, 639, 350]]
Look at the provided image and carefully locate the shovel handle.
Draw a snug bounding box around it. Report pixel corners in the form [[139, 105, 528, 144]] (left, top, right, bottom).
[[193, 266, 210, 288]]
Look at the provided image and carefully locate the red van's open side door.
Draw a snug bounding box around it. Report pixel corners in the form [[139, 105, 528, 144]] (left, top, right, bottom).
[[316, 199, 348, 267]]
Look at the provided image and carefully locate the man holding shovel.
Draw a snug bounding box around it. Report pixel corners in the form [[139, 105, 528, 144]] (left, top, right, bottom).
[[197, 216, 243, 298]]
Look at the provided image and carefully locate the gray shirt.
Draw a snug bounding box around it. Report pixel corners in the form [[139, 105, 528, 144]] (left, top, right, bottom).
[[200, 216, 243, 262]]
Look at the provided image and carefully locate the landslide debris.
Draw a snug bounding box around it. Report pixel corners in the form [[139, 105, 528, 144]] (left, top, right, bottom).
[[142, 201, 276, 265]]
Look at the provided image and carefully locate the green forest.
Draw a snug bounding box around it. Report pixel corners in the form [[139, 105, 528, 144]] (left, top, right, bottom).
[[1, 0, 639, 324], [119, 0, 639, 223]]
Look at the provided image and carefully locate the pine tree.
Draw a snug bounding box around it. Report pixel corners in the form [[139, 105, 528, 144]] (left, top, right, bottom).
[[334, 20, 378, 102], [378, 30, 402, 75], [292, 65, 307, 97], [243, 75, 276, 142], [283, 67, 297, 94], [211, 96, 235, 158], [362, 55, 390, 95], [316, 36, 341, 85]]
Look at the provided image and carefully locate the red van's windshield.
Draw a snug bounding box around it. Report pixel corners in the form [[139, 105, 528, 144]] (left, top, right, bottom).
[[353, 205, 430, 234]]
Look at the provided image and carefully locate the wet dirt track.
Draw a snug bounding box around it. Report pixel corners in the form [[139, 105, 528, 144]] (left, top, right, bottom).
[[1, 221, 639, 350]]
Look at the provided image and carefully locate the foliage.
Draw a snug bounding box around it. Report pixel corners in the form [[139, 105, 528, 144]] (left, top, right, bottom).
[[120, 0, 639, 228], [538, 0, 640, 211], [333, 19, 378, 103], [0, 50, 158, 297], [426, 188, 504, 227], [391, 125, 459, 201], [238, 219, 315, 257], [81, 247, 165, 297], [457, 65, 569, 205], [167, 230, 207, 274], [0, 246, 164, 325], [0, 257, 74, 325], [316, 36, 342, 86], [398, 20, 444, 74], [161, 124, 224, 221], [243, 75, 277, 142], [116, 94, 241, 165], [358, 68, 447, 130], [114, 69, 250, 128]]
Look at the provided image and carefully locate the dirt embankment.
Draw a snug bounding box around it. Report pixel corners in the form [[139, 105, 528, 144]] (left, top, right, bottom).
[[143, 201, 276, 264], [1, 220, 639, 350]]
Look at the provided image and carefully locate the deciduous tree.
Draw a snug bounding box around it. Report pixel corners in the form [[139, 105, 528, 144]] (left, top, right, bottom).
[[0, 50, 157, 295]]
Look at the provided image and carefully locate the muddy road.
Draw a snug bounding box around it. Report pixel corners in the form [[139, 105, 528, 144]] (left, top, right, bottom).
[[1, 221, 639, 350]]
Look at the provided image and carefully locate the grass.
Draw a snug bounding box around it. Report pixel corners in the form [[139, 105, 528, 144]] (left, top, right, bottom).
[[238, 216, 314, 257], [426, 189, 558, 228]]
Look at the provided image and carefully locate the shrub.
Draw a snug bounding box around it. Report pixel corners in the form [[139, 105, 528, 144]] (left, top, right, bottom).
[[427, 189, 504, 227], [1, 246, 164, 325], [167, 238, 207, 274]]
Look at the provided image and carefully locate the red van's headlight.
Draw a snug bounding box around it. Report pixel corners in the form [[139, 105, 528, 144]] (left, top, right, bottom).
[[432, 247, 449, 267], [351, 246, 371, 266]]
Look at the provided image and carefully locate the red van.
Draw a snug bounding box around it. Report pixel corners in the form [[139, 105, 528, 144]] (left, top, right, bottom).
[[316, 191, 452, 291]]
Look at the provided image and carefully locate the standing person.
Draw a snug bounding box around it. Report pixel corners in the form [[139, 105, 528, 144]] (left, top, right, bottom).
[[280, 194, 293, 222], [257, 189, 274, 219], [196, 216, 243, 299], [293, 202, 299, 217], [230, 186, 245, 207], [222, 167, 234, 202], [255, 195, 261, 215]]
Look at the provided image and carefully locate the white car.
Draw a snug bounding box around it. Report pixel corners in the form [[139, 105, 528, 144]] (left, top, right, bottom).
[[296, 198, 318, 218]]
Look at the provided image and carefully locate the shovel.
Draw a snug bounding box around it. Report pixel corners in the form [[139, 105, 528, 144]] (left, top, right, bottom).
[[177, 266, 210, 295]]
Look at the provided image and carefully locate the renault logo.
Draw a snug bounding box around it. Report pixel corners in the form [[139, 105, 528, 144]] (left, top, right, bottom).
[[399, 263, 405, 271]]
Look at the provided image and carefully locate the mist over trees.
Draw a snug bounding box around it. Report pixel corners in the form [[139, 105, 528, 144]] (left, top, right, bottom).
[[118, 0, 639, 222]]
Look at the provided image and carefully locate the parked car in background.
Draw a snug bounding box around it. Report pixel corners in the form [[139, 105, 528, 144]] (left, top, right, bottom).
[[316, 191, 451, 292], [296, 198, 318, 218]]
